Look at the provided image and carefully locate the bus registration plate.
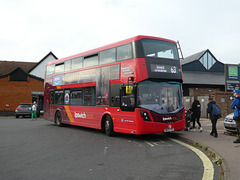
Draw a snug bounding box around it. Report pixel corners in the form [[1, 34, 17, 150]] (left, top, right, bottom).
[[164, 128, 174, 132]]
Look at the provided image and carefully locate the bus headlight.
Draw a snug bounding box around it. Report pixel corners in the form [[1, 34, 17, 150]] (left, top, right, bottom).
[[140, 111, 151, 121]]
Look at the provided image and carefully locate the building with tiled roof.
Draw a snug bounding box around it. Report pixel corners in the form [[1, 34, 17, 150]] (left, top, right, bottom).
[[0, 61, 37, 76], [181, 49, 225, 97], [0, 52, 57, 116]]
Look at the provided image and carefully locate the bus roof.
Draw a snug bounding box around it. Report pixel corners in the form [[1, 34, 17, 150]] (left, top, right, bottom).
[[49, 35, 177, 65]]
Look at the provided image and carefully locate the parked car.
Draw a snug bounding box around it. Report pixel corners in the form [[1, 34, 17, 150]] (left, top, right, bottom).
[[15, 103, 32, 118], [224, 113, 237, 133]]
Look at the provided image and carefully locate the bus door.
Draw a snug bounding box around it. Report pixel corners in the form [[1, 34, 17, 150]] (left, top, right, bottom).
[[116, 84, 137, 132], [120, 84, 136, 111]]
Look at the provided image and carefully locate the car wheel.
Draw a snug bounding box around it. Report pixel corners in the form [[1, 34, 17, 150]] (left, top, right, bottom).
[[104, 115, 114, 136], [55, 111, 63, 127], [15, 115, 19, 118]]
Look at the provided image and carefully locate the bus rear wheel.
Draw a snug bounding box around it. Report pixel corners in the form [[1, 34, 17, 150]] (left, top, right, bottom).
[[104, 115, 114, 136], [55, 111, 63, 127]]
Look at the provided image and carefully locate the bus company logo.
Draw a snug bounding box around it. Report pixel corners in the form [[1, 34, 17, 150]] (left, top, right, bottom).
[[162, 117, 172, 121], [74, 112, 94, 119], [75, 112, 86, 118]]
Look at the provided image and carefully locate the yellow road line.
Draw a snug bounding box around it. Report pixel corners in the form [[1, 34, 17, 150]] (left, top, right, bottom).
[[169, 138, 214, 180], [144, 141, 154, 147]]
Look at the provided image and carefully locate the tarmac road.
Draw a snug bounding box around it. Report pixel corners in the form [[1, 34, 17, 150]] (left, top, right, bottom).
[[0, 116, 219, 180], [180, 118, 240, 180]]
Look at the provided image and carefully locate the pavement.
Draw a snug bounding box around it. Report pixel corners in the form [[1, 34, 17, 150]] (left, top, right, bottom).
[[178, 118, 240, 180]]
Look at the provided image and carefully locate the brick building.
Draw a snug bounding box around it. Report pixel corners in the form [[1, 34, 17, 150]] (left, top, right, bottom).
[[0, 67, 44, 115], [0, 52, 57, 115]]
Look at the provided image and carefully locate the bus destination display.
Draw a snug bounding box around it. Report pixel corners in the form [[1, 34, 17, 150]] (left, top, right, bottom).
[[150, 64, 178, 74]]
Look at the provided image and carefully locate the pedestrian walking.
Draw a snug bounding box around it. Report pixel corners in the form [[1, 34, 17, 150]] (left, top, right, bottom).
[[207, 97, 221, 138], [230, 89, 240, 143], [190, 96, 202, 132], [31, 101, 37, 121]]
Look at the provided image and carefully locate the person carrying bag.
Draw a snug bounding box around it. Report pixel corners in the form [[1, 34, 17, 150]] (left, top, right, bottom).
[[230, 89, 240, 143], [207, 97, 221, 138]]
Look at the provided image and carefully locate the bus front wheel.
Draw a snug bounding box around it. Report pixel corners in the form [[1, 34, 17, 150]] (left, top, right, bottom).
[[55, 111, 63, 127], [104, 115, 114, 136]]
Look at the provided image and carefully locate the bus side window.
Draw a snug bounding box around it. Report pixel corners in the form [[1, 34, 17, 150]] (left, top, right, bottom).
[[54, 90, 64, 105]]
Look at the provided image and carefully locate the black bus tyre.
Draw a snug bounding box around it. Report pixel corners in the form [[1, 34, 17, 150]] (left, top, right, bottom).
[[55, 111, 63, 127], [104, 115, 114, 136]]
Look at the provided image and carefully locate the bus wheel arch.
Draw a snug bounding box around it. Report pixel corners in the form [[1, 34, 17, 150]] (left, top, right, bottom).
[[55, 110, 63, 127], [101, 114, 115, 136]]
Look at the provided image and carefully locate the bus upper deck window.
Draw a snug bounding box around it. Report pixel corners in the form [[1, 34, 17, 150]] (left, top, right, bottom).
[[46, 64, 55, 75], [83, 54, 98, 68], [55, 63, 64, 74], [65, 60, 71, 72], [100, 48, 116, 65], [117, 44, 133, 61], [72, 57, 83, 70]]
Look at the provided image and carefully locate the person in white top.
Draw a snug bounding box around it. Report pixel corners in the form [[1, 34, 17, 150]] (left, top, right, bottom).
[[31, 101, 37, 121]]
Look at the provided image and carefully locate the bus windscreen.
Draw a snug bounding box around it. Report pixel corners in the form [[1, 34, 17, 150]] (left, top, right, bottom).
[[141, 39, 179, 60], [137, 81, 183, 114]]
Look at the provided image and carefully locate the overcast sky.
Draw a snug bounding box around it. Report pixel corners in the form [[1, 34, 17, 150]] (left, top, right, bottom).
[[0, 0, 240, 64]]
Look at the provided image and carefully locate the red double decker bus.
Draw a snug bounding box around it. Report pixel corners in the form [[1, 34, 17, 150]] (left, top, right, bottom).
[[44, 35, 185, 135]]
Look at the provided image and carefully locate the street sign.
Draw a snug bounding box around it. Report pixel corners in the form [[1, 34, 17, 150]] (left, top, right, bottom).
[[227, 83, 240, 91], [225, 64, 240, 91], [226, 65, 240, 81]]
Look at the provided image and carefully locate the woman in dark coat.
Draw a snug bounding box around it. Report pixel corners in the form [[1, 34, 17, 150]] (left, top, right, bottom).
[[190, 96, 202, 132]]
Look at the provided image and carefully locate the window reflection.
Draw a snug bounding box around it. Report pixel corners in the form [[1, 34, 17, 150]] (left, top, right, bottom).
[[137, 81, 183, 114], [142, 39, 179, 60], [117, 44, 132, 61]]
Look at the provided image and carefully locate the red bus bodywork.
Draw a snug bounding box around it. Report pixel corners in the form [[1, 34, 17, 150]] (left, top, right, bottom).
[[44, 35, 185, 135]]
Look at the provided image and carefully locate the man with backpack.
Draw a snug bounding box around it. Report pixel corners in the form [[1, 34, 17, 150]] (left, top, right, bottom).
[[207, 97, 221, 138], [230, 89, 240, 143]]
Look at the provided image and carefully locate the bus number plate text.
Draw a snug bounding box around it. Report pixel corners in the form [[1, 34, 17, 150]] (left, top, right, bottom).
[[164, 128, 174, 132]]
